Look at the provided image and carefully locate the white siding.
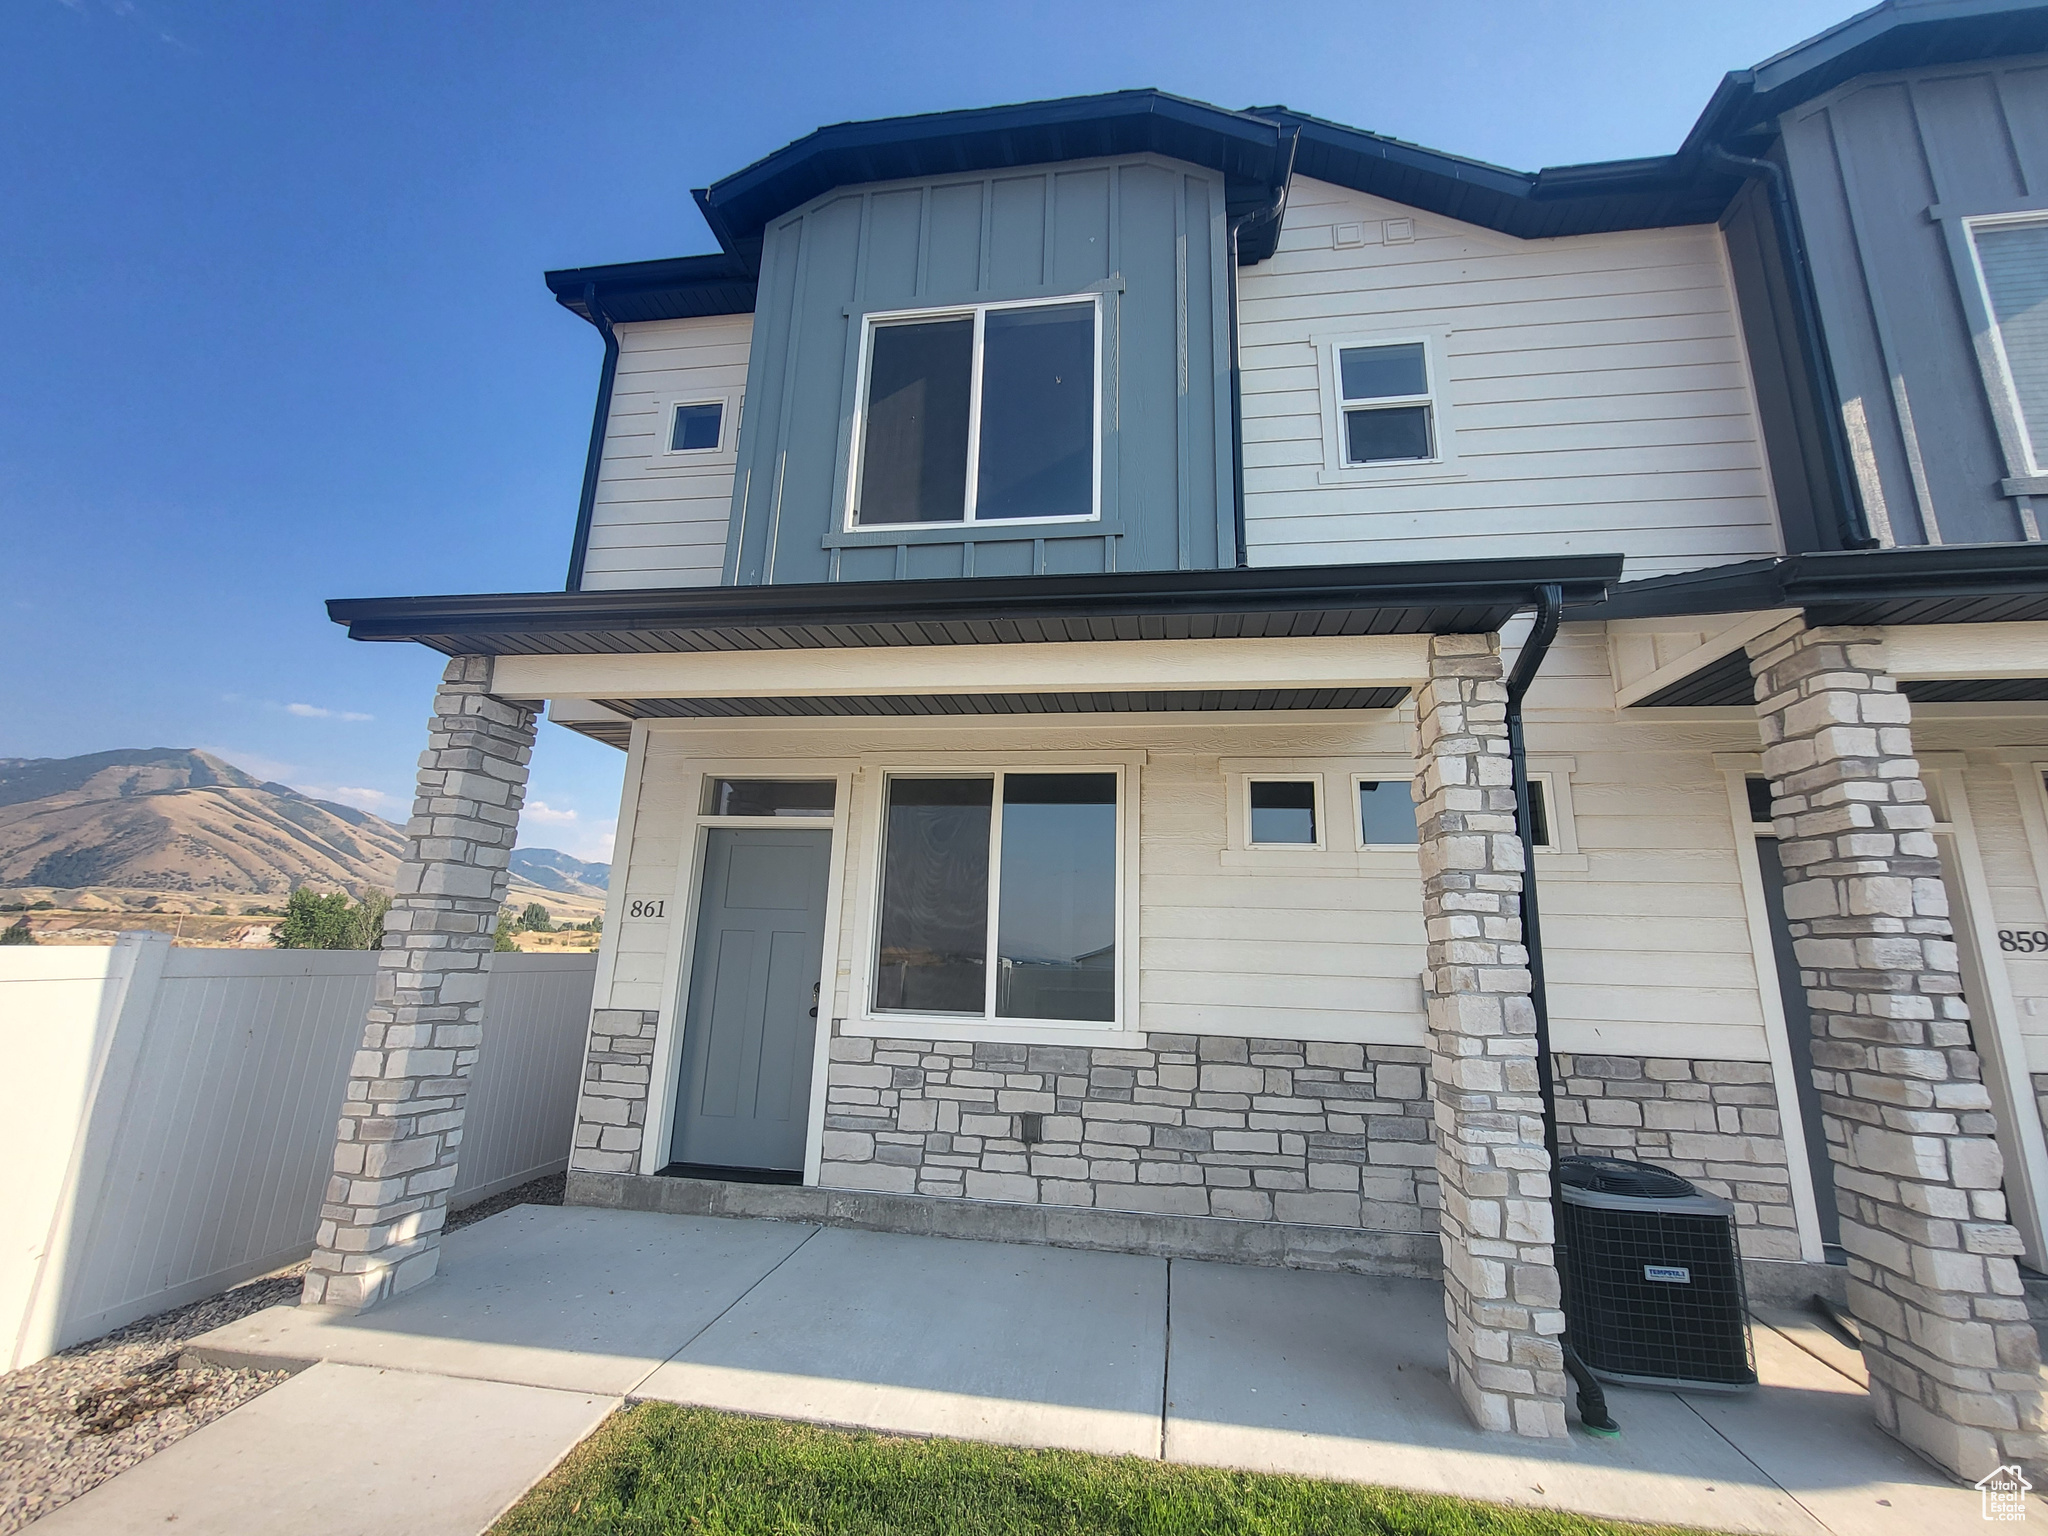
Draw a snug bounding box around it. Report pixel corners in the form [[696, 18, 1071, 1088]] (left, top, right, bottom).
[[593, 692, 1786, 1063], [579, 314, 753, 591], [1237, 177, 1782, 579]]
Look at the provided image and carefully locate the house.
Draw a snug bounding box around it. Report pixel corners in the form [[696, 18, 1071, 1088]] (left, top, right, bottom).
[[315, 0, 2048, 1481]]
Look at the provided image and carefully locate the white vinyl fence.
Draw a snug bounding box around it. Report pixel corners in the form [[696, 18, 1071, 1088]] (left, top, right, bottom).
[[0, 934, 595, 1369]]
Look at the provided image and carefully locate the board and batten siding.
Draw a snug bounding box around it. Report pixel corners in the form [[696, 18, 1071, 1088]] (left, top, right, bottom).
[[1235, 176, 1782, 580], [1780, 56, 2048, 547], [724, 155, 1235, 587], [578, 314, 753, 592]]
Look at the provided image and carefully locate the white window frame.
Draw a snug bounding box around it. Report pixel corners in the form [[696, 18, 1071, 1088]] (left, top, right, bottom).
[[843, 293, 1104, 532], [654, 394, 739, 461], [1961, 211, 2048, 477], [1313, 330, 1460, 485], [1241, 773, 1327, 851], [862, 763, 1130, 1034], [1351, 771, 1420, 851]]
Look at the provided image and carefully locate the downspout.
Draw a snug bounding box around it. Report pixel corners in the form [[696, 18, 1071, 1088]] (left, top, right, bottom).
[[1225, 129, 1299, 569], [565, 283, 621, 592], [1504, 583, 1619, 1435], [1703, 144, 1877, 552]]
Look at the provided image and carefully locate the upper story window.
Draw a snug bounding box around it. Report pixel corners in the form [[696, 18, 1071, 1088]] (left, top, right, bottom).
[[1967, 214, 2048, 474], [669, 401, 725, 453], [1338, 341, 1435, 465], [851, 296, 1099, 528]]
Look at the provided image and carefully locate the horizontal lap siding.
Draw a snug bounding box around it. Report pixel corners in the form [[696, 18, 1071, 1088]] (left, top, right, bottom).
[[580, 315, 752, 591], [602, 697, 1784, 1061], [1237, 178, 1780, 579]]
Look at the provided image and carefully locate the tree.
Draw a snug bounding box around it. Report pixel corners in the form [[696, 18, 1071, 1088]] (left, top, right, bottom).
[[519, 902, 553, 933], [0, 918, 35, 946], [493, 910, 520, 951], [275, 889, 392, 950]]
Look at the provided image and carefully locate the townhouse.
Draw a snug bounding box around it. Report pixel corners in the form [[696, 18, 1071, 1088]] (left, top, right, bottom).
[[317, 0, 2048, 1480]]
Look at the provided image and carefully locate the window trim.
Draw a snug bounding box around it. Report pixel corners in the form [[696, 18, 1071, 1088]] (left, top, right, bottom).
[[1963, 210, 2048, 478], [862, 763, 1131, 1034], [1242, 773, 1327, 851], [1312, 330, 1461, 485], [1351, 771, 1420, 851], [843, 293, 1105, 532], [653, 394, 739, 463], [1933, 199, 2048, 503]]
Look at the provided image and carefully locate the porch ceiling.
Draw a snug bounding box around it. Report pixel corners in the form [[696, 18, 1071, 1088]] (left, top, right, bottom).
[[326, 555, 1623, 659]]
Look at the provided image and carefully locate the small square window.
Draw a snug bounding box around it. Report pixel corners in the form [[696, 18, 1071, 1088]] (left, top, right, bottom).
[[1357, 779, 1418, 846], [1337, 341, 1435, 466], [1249, 779, 1319, 845], [669, 402, 723, 453]]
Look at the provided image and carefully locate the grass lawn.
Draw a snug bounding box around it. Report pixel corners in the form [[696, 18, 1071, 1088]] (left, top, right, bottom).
[[493, 1404, 1721, 1536]]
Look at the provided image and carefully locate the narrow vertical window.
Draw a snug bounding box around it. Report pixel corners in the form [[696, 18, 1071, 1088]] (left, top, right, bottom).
[[995, 773, 1117, 1022], [1971, 218, 2048, 470], [1338, 342, 1435, 464], [976, 303, 1095, 520], [1526, 778, 1552, 850], [874, 777, 991, 1013], [857, 319, 975, 525]]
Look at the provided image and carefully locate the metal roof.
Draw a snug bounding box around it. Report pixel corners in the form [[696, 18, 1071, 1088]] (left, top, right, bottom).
[[328, 555, 1623, 658]]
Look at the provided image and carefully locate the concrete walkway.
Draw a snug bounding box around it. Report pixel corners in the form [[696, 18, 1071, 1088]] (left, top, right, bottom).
[[51, 1203, 2024, 1534]]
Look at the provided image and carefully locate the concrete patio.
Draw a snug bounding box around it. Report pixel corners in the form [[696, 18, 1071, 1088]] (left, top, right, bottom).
[[39, 1202, 2021, 1534]]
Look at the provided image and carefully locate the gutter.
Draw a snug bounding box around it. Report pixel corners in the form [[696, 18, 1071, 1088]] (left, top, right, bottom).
[[1225, 129, 1299, 568], [1703, 144, 1877, 552], [564, 283, 621, 592], [1504, 583, 1619, 1435]]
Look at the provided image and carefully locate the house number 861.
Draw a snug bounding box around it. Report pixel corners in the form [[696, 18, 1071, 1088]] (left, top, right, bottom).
[[628, 900, 665, 919]]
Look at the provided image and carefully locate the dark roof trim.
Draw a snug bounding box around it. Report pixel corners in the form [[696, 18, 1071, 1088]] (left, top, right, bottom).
[[544, 251, 757, 325], [698, 90, 1293, 261], [1683, 0, 2048, 153], [603, 687, 1410, 719], [1583, 542, 2048, 626], [543, 6, 2048, 327], [328, 555, 1624, 658], [1245, 109, 1744, 242]]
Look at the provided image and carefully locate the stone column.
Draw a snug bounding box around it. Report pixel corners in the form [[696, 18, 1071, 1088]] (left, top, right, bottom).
[[1747, 618, 2043, 1481], [1412, 632, 1568, 1438], [302, 656, 535, 1312]]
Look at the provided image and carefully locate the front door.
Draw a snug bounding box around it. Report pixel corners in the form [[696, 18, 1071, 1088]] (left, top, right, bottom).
[[669, 828, 832, 1176]]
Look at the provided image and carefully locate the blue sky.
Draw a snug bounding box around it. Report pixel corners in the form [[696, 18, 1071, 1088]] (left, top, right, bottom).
[[2, 0, 1856, 864]]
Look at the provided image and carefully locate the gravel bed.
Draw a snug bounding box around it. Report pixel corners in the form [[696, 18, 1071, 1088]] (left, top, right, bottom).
[[0, 1173, 566, 1530]]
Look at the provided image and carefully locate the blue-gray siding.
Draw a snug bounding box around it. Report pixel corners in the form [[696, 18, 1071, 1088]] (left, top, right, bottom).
[[1782, 54, 2048, 546], [724, 156, 1235, 585]]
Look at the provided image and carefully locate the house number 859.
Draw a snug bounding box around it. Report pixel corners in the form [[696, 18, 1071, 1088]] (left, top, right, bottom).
[[1999, 929, 2048, 952], [628, 900, 665, 919]]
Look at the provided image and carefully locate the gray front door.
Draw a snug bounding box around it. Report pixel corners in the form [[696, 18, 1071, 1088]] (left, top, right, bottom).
[[670, 828, 832, 1173]]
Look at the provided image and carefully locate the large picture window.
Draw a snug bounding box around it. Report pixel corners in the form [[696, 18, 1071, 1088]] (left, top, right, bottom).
[[852, 297, 1099, 528], [873, 770, 1118, 1024]]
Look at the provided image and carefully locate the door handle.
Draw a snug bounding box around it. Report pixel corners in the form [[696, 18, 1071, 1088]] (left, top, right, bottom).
[[809, 980, 820, 1018]]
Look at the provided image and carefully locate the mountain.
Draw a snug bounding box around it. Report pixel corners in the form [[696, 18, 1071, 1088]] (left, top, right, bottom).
[[0, 749, 602, 917], [509, 847, 609, 899]]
